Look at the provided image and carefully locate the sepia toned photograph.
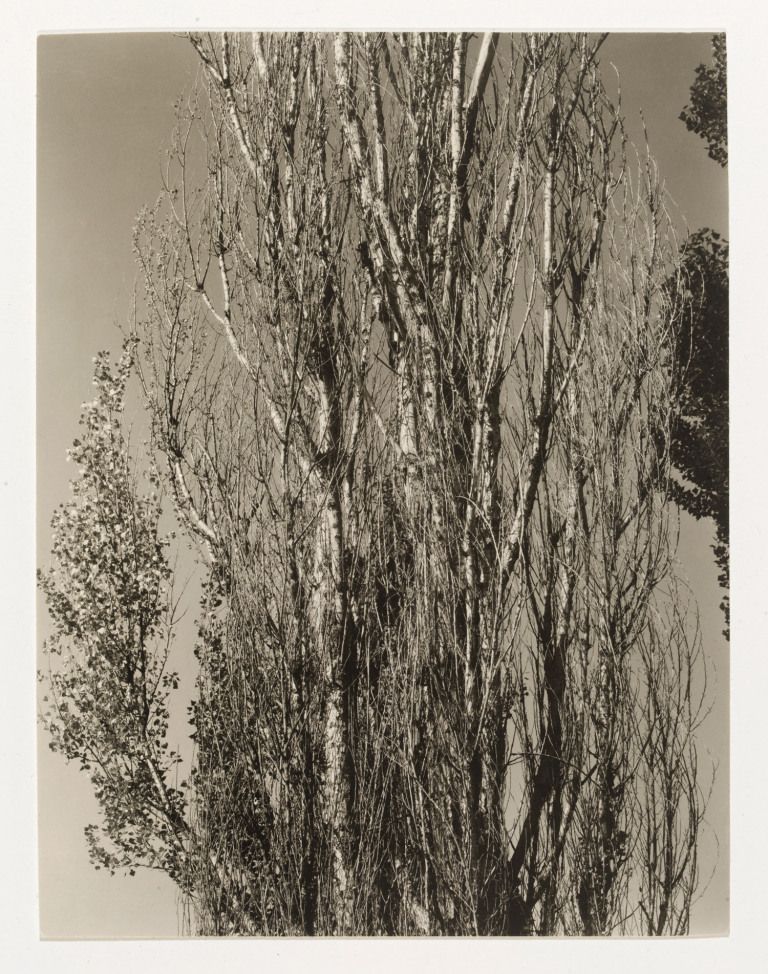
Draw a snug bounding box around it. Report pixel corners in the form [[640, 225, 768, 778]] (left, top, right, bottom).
[[37, 29, 729, 939]]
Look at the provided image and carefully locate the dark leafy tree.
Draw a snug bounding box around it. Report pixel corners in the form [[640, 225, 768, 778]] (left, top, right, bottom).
[[667, 230, 729, 635], [672, 34, 729, 635], [680, 34, 727, 167]]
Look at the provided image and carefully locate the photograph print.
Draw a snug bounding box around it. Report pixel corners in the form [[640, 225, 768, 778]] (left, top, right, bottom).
[[38, 31, 729, 937]]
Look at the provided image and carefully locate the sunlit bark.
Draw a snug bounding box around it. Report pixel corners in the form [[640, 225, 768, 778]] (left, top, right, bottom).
[[41, 31, 711, 937]]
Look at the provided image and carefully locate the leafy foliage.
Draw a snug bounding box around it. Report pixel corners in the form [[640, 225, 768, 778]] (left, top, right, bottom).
[[668, 229, 729, 635], [38, 341, 188, 881], [674, 35, 729, 635], [680, 34, 727, 167]]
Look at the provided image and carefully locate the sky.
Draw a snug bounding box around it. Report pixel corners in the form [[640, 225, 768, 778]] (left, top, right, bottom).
[[36, 31, 729, 939]]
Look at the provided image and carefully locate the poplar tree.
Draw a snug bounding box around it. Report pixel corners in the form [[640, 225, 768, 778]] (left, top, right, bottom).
[[41, 33, 710, 936]]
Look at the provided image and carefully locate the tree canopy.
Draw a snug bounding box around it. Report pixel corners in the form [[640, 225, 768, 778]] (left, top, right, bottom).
[[680, 34, 727, 167], [39, 343, 187, 881], [672, 33, 729, 635], [667, 229, 729, 634]]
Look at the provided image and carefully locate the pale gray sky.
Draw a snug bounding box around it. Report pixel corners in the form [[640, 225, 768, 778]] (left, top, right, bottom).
[[37, 31, 729, 939]]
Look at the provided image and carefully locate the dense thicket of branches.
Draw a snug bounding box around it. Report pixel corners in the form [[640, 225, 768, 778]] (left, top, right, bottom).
[[41, 33, 711, 936]]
